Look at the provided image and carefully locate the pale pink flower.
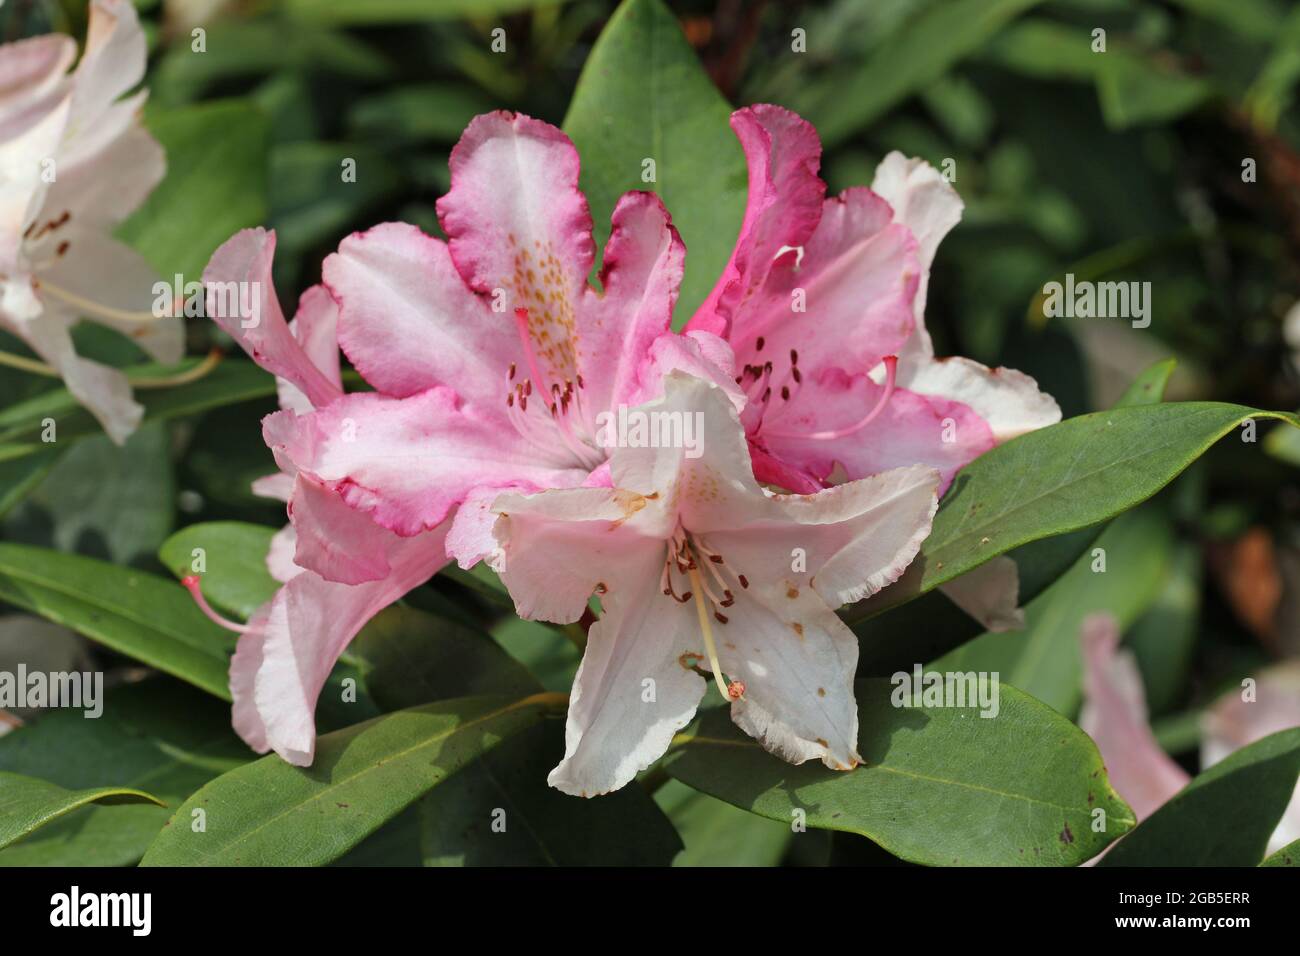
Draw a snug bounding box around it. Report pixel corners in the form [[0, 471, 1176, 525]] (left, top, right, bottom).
[[685, 105, 1060, 629], [490, 372, 939, 796], [197, 111, 711, 764], [1079, 613, 1300, 858], [0, 0, 180, 443]]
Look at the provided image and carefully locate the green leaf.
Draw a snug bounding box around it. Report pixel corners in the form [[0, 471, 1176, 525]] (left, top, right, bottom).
[[139, 693, 567, 866], [0, 680, 249, 866], [1101, 730, 1300, 867], [654, 778, 790, 867], [987, 21, 1213, 129], [285, 0, 569, 24], [1095, 53, 1212, 130], [418, 722, 681, 865], [120, 101, 270, 283], [151, 21, 390, 107], [158, 521, 278, 621], [1261, 838, 1300, 866], [1126, 543, 1202, 716], [346, 604, 540, 711], [0, 544, 232, 700], [930, 506, 1173, 715], [4, 423, 173, 566], [0, 772, 164, 850], [789, 0, 1046, 147], [1265, 412, 1300, 466], [664, 679, 1135, 866], [0, 359, 277, 459], [564, 0, 747, 320], [1006, 358, 1176, 603], [0, 448, 61, 519], [270, 142, 401, 258], [844, 403, 1300, 624], [347, 84, 497, 146]]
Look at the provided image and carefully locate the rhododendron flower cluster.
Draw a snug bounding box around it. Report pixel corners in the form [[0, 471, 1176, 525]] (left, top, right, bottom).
[[194, 105, 1057, 795], [0, 0, 179, 443]]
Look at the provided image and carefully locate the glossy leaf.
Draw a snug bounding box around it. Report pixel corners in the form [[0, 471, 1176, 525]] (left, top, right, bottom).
[[1101, 729, 1300, 867], [120, 101, 270, 282], [931, 506, 1173, 716], [564, 0, 746, 319], [1261, 838, 1300, 867], [0, 544, 232, 699], [845, 403, 1300, 624], [0, 359, 276, 459], [140, 693, 566, 866], [664, 680, 1135, 866], [158, 521, 278, 620], [0, 771, 163, 850], [0, 680, 247, 866], [418, 722, 681, 866], [789, 0, 1046, 147]]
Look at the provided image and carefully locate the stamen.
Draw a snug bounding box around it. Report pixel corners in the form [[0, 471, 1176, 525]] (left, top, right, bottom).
[[687, 564, 742, 702], [513, 308, 554, 401], [763, 355, 898, 441], [37, 277, 174, 324], [181, 575, 252, 634]]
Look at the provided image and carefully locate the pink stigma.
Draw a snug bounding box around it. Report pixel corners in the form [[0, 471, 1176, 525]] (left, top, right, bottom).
[[181, 574, 252, 634]]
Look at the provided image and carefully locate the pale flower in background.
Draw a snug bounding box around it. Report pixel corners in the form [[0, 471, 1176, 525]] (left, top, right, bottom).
[[0, 0, 180, 443]]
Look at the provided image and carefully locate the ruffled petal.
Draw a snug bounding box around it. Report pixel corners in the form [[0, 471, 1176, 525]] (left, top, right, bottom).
[[578, 190, 684, 417], [893, 355, 1061, 443], [436, 111, 594, 391], [265, 523, 300, 583], [277, 284, 341, 414], [322, 221, 508, 403], [545, 545, 707, 797], [230, 523, 449, 765], [265, 388, 588, 538], [286, 474, 394, 585], [870, 151, 964, 358], [718, 584, 861, 770], [755, 365, 995, 492], [7, 305, 140, 444], [203, 228, 344, 409], [688, 104, 824, 338], [743, 187, 919, 376], [68, 0, 146, 139], [493, 485, 661, 623]]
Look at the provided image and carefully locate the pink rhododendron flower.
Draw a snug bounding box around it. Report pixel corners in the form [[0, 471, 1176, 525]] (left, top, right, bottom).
[[196, 227, 450, 764], [1079, 613, 1300, 859], [0, 0, 179, 443], [686, 105, 1060, 630], [490, 372, 939, 796], [267, 110, 726, 570], [198, 111, 717, 764]]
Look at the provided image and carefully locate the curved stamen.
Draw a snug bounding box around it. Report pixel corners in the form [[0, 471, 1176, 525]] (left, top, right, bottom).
[[37, 277, 174, 325], [181, 575, 252, 634], [513, 308, 554, 401], [687, 563, 743, 702], [763, 355, 898, 441]]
